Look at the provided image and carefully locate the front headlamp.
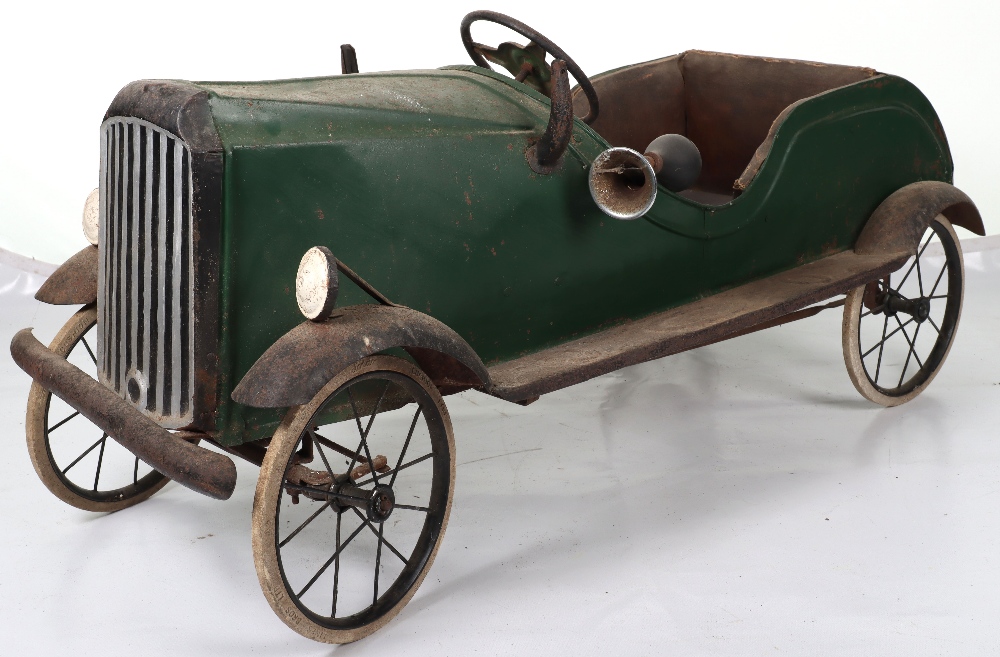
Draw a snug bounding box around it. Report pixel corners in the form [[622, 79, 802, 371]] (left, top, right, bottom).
[[296, 246, 339, 321], [82, 188, 100, 246]]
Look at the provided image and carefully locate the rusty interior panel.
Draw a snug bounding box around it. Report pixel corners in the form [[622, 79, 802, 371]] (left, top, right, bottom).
[[573, 51, 876, 201]]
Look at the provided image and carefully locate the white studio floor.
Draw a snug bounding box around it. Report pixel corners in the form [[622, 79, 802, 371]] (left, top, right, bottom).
[[2, 239, 1000, 657]]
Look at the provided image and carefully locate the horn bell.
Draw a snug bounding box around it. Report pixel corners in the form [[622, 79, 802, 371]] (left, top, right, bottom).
[[588, 147, 657, 221]]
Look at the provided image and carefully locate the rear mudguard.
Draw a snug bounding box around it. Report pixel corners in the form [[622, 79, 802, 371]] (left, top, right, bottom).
[[855, 181, 984, 257], [231, 304, 491, 408], [35, 246, 98, 305]]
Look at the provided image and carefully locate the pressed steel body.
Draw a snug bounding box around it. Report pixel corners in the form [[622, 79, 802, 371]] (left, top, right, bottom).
[[193, 64, 950, 444]]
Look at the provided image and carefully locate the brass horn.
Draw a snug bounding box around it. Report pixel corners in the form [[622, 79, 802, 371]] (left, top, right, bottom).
[[588, 147, 657, 220]]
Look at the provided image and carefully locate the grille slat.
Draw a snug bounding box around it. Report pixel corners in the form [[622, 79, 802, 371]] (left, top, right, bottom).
[[143, 127, 154, 410], [98, 117, 194, 428], [172, 145, 184, 418]]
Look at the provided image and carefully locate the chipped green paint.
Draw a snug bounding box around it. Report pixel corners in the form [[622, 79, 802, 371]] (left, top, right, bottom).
[[189, 65, 950, 444]]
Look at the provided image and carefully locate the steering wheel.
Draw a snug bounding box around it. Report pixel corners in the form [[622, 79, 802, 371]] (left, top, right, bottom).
[[460, 10, 599, 125]]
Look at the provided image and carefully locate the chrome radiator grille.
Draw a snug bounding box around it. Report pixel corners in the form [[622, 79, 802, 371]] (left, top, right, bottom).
[[97, 118, 194, 427]]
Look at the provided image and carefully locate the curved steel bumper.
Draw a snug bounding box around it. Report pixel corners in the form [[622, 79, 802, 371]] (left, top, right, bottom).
[[11, 329, 237, 500]]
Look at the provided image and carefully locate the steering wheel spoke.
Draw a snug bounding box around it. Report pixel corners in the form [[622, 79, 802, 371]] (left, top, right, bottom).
[[460, 10, 599, 124]]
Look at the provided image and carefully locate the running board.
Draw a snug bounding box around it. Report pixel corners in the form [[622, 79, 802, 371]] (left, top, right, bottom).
[[486, 250, 907, 402]]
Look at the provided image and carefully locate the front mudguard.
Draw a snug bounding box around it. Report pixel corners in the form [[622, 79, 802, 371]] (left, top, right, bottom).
[[232, 304, 491, 408], [855, 181, 984, 257], [35, 245, 98, 305]]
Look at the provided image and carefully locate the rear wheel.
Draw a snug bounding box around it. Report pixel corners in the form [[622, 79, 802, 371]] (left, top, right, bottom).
[[252, 355, 455, 643], [25, 305, 169, 512], [842, 215, 964, 406]]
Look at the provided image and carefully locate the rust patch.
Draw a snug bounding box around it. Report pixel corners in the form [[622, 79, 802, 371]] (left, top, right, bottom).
[[11, 329, 237, 500], [35, 246, 98, 305]]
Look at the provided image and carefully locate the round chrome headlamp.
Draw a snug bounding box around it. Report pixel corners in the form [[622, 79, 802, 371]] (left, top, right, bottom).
[[296, 246, 339, 321], [82, 188, 100, 246]]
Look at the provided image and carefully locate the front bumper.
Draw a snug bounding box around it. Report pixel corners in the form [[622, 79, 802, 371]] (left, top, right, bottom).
[[11, 329, 236, 500]]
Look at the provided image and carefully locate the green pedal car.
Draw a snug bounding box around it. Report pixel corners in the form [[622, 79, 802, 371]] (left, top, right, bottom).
[[11, 10, 984, 643]]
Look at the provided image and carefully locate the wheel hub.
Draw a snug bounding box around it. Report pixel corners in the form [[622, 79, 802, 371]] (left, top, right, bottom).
[[367, 485, 395, 523], [882, 292, 932, 323]]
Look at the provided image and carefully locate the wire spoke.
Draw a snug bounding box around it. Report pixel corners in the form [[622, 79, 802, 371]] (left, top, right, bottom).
[[93, 435, 108, 491], [81, 337, 98, 365], [332, 508, 342, 617], [296, 520, 367, 599], [862, 316, 914, 359], [354, 452, 434, 488], [312, 432, 363, 461], [311, 430, 336, 479], [894, 317, 924, 388], [47, 411, 80, 434], [897, 231, 934, 291], [394, 504, 429, 512], [928, 261, 949, 298], [390, 407, 422, 488], [895, 255, 919, 290], [346, 384, 389, 481], [374, 522, 384, 605], [916, 250, 925, 296], [279, 502, 332, 548], [133, 456, 139, 484], [873, 314, 889, 385], [61, 433, 107, 475], [928, 316, 941, 334], [351, 507, 409, 565]]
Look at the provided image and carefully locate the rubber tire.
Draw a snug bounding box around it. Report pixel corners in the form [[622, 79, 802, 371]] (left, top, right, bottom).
[[842, 215, 964, 407], [25, 305, 170, 512], [251, 355, 455, 643]]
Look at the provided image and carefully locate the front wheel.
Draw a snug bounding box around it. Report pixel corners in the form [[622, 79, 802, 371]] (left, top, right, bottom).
[[842, 215, 964, 406], [252, 355, 455, 643], [25, 305, 169, 511]]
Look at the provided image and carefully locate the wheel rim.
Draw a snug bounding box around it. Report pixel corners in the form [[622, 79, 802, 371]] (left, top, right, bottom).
[[272, 368, 451, 632], [32, 308, 166, 506], [852, 218, 963, 397]]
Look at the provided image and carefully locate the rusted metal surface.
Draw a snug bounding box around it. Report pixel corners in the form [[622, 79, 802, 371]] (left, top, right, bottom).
[[855, 181, 985, 257], [340, 44, 359, 75], [232, 304, 491, 408], [404, 345, 483, 393], [35, 246, 98, 305], [11, 329, 237, 500], [460, 10, 598, 124], [527, 60, 572, 174], [285, 464, 334, 503], [702, 298, 846, 348], [206, 437, 268, 467], [350, 455, 389, 481], [486, 250, 908, 402], [105, 79, 224, 433]]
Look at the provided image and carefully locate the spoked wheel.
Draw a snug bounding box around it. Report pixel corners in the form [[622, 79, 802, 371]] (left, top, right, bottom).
[[25, 305, 169, 512], [252, 355, 455, 643], [843, 215, 964, 406]]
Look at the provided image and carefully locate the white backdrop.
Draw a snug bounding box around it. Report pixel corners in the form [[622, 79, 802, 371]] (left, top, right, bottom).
[[1, 0, 997, 264]]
